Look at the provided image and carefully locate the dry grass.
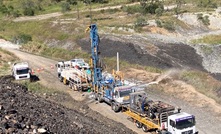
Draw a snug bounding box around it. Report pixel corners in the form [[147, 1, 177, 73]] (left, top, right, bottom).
[[180, 70, 221, 104], [191, 34, 221, 45], [0, 48, 18, 75]]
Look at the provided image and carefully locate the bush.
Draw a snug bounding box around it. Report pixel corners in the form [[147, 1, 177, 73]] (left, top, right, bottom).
[[198, 0, 217, 8], [156, 19, 175, 31], [134, 17, 148, 32], [122, 5, 142, 14], [141, 2, 164, 15], [61, 2, 71, 12], [12, 34, 32, 44], [155, 7, 163, 16], [66, 0, 77, 5], [163, 21, 175, 31], [23, 7, 35, 16], [197, 13, 210, 26], [155, 20, 162, 28], [134, 17, 147, 27]]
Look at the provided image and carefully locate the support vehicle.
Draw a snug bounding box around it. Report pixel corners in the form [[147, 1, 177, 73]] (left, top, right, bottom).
[[56, 60, 91, 91], [11, 62, 30, 80], [123, 91, 198, 134]]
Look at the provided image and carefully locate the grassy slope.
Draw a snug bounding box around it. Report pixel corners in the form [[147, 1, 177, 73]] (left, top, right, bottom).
[[0, 48, 18, 75], [192, 35, 221, 45]]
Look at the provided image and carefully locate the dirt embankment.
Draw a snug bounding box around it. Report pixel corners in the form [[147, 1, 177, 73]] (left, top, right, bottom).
[[0, 75, 135, 134], [78, 35, 205, 71]]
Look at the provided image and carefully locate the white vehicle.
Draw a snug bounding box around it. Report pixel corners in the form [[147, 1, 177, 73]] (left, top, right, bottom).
[[167, 112, 197, 134], [12, 62, 30, 80], [70, 58, 90, 69], [56, 60, 91, 91], [123, 91, 198, 134], [56, 61, 73, 77]]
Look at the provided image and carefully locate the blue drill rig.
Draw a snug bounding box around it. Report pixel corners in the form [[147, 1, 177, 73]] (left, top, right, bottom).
[[89, 24, 104, 100], [88, 24, 135, 112]]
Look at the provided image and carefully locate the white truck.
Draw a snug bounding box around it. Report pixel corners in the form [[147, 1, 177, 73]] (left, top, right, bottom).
[[70, 58, 90, 69], [11, 62, 30, 80], [123, 91, 198, 134], [56, 60, 91, 91]]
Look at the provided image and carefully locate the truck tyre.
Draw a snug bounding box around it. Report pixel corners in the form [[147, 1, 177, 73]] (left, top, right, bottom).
[[142, 124, 148, 132], [59, 77, 63, 82], [74, 85, 78, 91], [97, 94, 103, 103], [135, 120, 142, 128], [69, 83, 73, 89], [63, 78, 67, 85], [111, 103, 120, 113]]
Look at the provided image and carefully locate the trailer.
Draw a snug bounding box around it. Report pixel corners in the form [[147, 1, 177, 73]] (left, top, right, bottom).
[[122, 91, 198, 134]]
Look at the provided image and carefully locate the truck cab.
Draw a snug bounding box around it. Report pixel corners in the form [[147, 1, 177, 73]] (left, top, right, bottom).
[[12, 62, 30, 80], [103, 85, 134, 112], [167, 112, 198, 134], [71, 58, 89, 69]]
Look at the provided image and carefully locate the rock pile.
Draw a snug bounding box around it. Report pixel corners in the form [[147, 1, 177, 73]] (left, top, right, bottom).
[[0, 76, 135, 134]]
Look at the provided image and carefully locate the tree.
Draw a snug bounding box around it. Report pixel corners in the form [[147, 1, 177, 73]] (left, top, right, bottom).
[[140, 0, 164, 14]]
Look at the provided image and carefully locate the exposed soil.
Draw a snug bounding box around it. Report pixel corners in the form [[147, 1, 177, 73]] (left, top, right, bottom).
[[78, 36, 205, 71], [0, 75, 135, 134]]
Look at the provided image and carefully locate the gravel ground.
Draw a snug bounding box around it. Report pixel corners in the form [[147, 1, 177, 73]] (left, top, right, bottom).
[[0, 75, 135, 134], [145, 87, 221, 134]]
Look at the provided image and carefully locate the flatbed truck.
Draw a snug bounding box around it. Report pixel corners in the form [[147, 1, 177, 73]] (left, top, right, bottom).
[[122, 91, 198, 134]]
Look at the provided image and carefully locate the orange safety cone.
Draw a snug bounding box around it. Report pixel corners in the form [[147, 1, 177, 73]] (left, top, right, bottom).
[[50, 65, 54, 69], [37, 68, 41, 72], [31, 69, 35, 74]]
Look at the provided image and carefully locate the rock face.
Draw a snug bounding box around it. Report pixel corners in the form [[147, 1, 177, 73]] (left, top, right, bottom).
[[0, 76, 135, 134]]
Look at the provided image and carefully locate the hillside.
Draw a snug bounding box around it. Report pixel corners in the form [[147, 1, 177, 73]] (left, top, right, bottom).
[[1, 1, 221, 134]]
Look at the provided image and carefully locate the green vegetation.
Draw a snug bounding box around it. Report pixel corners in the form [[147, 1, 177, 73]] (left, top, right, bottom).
[[22, 81, 55, 93], [197, 13, 210, 26], [180, 70, 221, 104], [134, 16, 148, 32], [0, 48, 18, 75], [155, 19, 175, 31], [192, 35, 221, 45], [21, 42, 90, 61]]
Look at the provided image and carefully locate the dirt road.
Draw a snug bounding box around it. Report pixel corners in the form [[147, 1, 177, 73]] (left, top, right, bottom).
[[5, 48, 146, 134], [13, 2, 140, 22], [2, 46, 221, 134]]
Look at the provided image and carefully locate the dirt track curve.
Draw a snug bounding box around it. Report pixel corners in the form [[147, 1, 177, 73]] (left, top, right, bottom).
[[4, 48, 146, 134]]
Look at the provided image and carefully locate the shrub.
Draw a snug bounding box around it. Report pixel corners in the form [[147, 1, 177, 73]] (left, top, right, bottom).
[[163, 21, 175, 31], [197, 0, 217, 8], [12, 33, 32, 44], [197, 13, 210, 26], [156, 19, 175, 31], [134, 17, 148, 32], [23, 7, 35, 16], [122, 5, 141, 14], [61, 2, 71, 12], [66, 0, 77, 5], [155, 7, 163, 16], [134, 17, 147, 27], [155, 20, 162, 28]]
